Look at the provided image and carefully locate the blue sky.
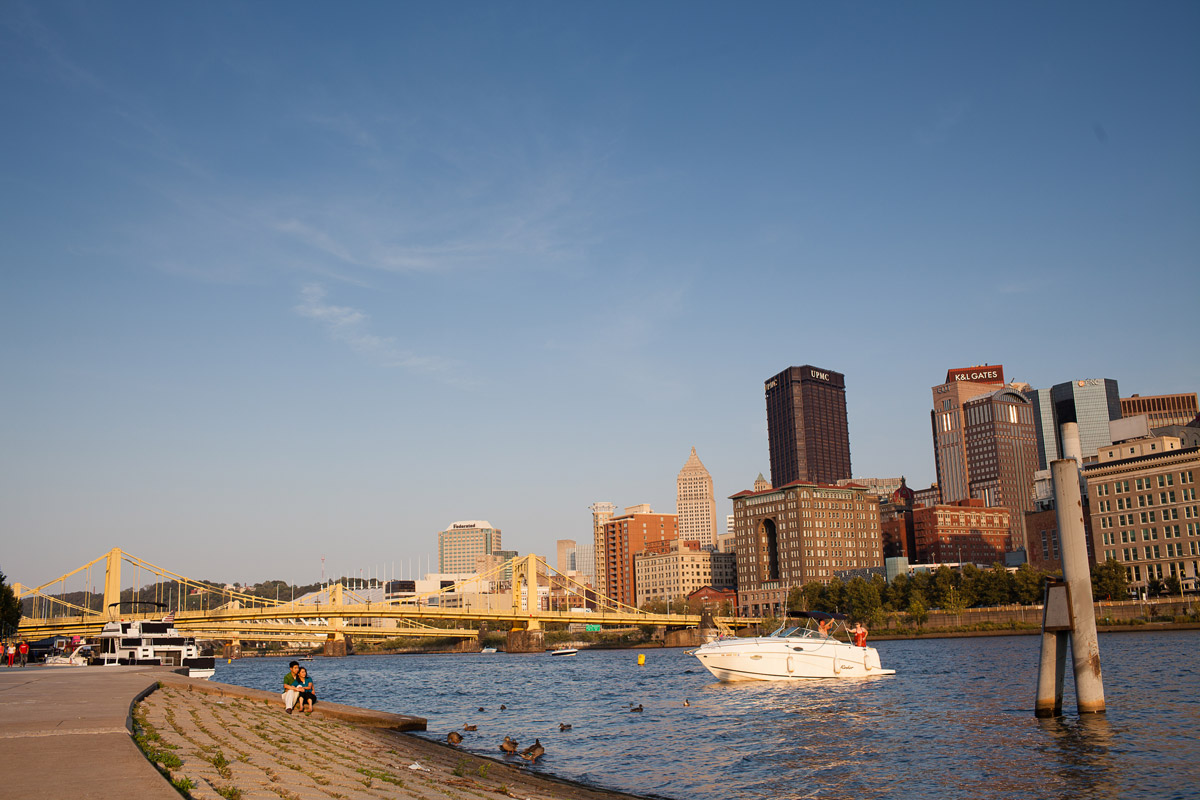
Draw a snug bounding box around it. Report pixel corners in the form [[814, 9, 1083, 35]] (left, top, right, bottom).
[[3, 1, 1197, 588]]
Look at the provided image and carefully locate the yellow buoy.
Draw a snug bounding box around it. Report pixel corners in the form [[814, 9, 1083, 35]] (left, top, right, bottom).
[[637, 653, 646, 666]]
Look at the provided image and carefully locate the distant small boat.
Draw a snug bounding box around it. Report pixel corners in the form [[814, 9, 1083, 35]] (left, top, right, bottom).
[[550, 648, 578, 657], [480, 647, 497, 654]]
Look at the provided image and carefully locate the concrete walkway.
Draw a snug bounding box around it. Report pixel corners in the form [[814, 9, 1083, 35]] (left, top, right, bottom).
[[0, 665, 648, 800], [0, 664, 180, 799]]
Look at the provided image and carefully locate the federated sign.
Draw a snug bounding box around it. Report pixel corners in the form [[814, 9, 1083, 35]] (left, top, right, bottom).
[[585, 624, 602, 632]]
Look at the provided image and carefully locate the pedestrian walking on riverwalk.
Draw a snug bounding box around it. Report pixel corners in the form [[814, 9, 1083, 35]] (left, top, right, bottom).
[[5, 642, 14, 667], [17, 640, 28, 667]]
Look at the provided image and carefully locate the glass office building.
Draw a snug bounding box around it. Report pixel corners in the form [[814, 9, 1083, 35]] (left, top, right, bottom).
[[1025, 379, 1121, 469]]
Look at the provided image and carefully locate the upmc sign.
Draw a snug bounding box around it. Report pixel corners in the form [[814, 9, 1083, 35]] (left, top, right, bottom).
[[945, 365, 1005, 385]]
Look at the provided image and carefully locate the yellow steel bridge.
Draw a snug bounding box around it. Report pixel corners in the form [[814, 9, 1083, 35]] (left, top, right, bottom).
[[13, 548, 743, 654]]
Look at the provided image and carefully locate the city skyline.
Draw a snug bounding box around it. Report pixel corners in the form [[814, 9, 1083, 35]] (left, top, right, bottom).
[[3, 3, 1198, 585]]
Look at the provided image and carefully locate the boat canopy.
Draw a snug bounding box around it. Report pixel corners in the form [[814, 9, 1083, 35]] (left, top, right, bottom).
[[790, 610, 848, 621]]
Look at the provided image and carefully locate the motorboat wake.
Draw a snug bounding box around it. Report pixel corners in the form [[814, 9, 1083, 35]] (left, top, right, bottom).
[[689, 611, 895, 681]]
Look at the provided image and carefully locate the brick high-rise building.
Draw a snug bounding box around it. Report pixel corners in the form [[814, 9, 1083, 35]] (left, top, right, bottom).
[[731, 480, 882, 617], [677, 447, 718, 550], [597, 505, 678, 607], [931, 365, 1006, 504], [963, 386, 1041, 551], [765, 365, 852, 487]]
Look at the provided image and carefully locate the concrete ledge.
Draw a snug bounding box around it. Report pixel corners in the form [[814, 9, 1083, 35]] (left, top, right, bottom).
[[156, 671, 427, 730]]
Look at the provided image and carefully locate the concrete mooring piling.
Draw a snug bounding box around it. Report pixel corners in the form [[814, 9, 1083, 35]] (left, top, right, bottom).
[[1035, 456, 1107, 717]]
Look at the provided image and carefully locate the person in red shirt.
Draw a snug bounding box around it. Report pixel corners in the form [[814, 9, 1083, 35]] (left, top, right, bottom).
[[851, 621, 868, 648], [17, 640, 29, 667]]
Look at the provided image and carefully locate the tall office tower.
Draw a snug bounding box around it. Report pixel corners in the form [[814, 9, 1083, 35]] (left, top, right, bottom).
[[962, 387, 1041, 551], [438, 521, 502, 574], [556, 539, 576, 574], [731, 481, 882, 617], [597, 505, 678, 607], [765, 366, 852, 487], [1025, 379, 1122, 469], [588, 502, 616, 597], [931, 365, 1006, 503], [677, 447, 718, 549], [1121, 392, 1198, 429]]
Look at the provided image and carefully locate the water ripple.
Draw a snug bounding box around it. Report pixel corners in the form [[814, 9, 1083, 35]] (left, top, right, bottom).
[[214, 631, 1200, 799]]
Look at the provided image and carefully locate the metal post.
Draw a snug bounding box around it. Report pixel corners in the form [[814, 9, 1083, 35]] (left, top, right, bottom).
[[1051, 457, 1106, 714]]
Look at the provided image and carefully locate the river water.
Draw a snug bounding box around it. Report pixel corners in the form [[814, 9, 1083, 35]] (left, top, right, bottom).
[[213, 631, 1199, 800]]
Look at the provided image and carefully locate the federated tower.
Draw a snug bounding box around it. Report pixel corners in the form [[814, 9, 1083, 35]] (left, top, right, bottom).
[[764, 365, 852, 488], [677, 447, 718, 550]]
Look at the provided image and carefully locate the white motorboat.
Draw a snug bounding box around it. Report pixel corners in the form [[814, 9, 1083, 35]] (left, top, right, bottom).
[[97, 617, 216, 679], [690, 612, 895, 681], [44, 643, 93, 667], [480, 647, 498, 654], [549, 647, 578, 657]]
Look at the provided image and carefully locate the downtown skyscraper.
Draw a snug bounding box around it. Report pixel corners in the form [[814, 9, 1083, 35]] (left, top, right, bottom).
[[765, 365, 852, 487], [676, 447, 717, 549]]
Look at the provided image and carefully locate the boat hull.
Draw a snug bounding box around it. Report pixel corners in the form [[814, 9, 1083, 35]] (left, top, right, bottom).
[[693, 637, 894, 681]]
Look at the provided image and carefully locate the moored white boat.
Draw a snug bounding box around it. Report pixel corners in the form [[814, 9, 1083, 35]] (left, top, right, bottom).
[[44, 643, 93, 667], [549, 647, 578, 657], [690, 612, 895, 681], [97, 617, 216, 679]]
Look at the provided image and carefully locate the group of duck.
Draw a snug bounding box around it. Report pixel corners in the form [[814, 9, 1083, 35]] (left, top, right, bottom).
[[443, 700, 676, 763]]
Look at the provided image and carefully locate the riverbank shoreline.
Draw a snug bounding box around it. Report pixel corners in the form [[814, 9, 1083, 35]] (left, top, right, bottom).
[[142, 672, 654, 800]]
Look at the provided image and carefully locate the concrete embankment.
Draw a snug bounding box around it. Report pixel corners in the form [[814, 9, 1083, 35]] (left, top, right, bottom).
[[0, 665, 649, 800]]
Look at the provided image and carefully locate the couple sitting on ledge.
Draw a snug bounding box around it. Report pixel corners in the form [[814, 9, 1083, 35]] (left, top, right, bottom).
[[282, 660, 317, 715]]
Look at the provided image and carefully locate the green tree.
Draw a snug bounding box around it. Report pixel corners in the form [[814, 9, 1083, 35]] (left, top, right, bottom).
[[0, 569, 21, 635], [977, 564, 1015, 606], [801, 582, 824, 611], [845, 576, 884, 626], [1146, 577, 1165, 598], [822, 577, 846, 613], [906, 594, 929, 628], [1163, 576, 1182, 597], [1013, 563, 1046, 605], [786, 586, 805, 613], [958, 563, 983, 607], [1090, 559, 1130, 601], [884, 573, 910, 611], [929, 566, 958, 608]]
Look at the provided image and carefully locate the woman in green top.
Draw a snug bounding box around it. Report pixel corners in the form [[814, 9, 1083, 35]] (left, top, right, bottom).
[[296, 667, 317, 714]]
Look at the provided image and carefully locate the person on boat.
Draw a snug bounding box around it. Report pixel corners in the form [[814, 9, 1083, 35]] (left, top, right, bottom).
[[852, 621, 868, 648], [817, 618, 832, 637], [296, 666, 317, 715], [282, 661, 302, 714]]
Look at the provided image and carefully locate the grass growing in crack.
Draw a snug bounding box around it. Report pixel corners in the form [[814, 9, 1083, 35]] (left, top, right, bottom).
[[171, 775, 196, 792], [203, 749, 232, 779], [356, 767, 404, 787], [478, 762, 490, 778], [215, 785, 243, 800], [453, 758, 470, 777]]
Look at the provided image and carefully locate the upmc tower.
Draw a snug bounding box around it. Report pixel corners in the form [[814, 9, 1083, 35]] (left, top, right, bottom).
[[765, 365, 851, 487]]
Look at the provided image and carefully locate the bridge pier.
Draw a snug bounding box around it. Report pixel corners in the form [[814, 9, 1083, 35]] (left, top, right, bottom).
[[505, 629, 545, 653], [222, 641, 242, 659], [323, 634, 352, 657]]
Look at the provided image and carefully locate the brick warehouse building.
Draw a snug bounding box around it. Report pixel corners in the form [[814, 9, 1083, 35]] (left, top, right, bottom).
[[912, 499, 1011, 565]]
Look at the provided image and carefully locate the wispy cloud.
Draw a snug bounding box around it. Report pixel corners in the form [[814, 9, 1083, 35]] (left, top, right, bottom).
[[293, 284, 451, 373]]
